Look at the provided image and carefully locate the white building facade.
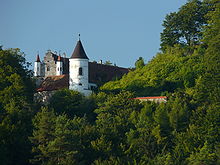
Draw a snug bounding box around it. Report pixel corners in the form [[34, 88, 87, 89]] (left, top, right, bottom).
[[56, 56, 63, 76], [69, 40, 92, 96], [34, 55, 41, 77]]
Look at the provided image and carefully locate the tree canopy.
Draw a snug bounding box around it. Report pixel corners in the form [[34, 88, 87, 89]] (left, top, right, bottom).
[[0, 48, 35, 165], [160, 0, 209, 51], [1, 0, 220, 164]]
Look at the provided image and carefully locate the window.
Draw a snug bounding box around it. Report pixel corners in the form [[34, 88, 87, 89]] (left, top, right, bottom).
[[79, 67, 83, 75], [91, 86, 96, 90], [58, 67, 59, 71], [79, 83, 82, 86], [47, 66, 50, 71]]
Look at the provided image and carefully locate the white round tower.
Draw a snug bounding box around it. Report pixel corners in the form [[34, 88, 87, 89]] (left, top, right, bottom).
[[56, 55, 63, 76], [34, 54, 41, 77], [69, 39, 92, 96]]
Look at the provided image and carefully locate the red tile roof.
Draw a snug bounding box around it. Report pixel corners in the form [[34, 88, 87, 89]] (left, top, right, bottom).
[[57, 55, 61, 61]]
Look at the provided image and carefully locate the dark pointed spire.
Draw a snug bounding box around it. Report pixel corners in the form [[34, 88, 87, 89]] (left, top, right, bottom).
[[36, 54, 40, 62], [70, 40, 89, 59]]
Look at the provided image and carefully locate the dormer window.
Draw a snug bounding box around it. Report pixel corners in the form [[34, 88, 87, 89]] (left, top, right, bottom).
[[79, 67, 83, 75]]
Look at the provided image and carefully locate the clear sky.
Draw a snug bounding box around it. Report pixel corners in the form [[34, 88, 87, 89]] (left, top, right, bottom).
[[1, 0, 187, 68]]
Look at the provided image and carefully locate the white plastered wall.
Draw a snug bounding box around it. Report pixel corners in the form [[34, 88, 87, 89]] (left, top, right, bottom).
[[34, 61, 41, 76], [56, 61, 63, 76], [69, 58, 92, 96]]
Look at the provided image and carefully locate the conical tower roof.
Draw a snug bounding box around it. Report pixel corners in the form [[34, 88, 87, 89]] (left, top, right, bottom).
[[57, 55, 61, 61], [70, 40, 89, 59], [36, 54, 41, 62]]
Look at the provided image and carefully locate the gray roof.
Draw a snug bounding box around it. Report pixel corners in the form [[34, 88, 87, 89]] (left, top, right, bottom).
[[70, 40, 89, 59]]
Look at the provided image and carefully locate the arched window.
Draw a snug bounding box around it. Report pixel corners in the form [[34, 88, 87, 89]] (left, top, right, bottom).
[[47, 66, 50, 71], [79, 67, 83, 75]]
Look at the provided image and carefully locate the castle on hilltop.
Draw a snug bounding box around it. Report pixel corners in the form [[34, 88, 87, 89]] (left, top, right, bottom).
[[34, 38, 129, 97]]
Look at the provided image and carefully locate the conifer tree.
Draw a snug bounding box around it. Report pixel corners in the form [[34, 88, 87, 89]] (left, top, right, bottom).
[[30, 107, 56, 164]]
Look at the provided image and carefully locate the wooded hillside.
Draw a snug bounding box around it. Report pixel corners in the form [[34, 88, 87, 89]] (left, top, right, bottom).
[[0, 0, 219, 164]]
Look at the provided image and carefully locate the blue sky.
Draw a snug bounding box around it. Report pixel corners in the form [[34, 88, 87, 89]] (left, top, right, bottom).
[[1, 0, 187, 68]]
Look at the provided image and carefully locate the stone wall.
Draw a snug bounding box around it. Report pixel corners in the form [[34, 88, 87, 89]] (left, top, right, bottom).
[[41, 62, 45, 77], [44, 52, 57, 77], [34, 91, 56, 104], [42, 51, 69, 78]]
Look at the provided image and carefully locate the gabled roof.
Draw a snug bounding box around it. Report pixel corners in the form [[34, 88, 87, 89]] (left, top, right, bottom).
[[37, 74, 69, 92], [88, 62, 129, 85], [70, 40, 89, 59]]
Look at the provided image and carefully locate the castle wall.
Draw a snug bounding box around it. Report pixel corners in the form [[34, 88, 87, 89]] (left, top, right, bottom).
[[44, 52, 57, 77], [41, 62, 45, 77]]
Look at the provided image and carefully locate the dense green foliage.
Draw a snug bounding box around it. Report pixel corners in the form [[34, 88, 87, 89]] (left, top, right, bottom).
[[101, 46, 205, 96], [49, 89, 96, 121], [160, 0, 209, 51], [0, 48, 35, 165], [135, 57, 145, 69], [0, 0, 219, 164]]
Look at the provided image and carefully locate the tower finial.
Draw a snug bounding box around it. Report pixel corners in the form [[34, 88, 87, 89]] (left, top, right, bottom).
[[79, 33, 81, 41]]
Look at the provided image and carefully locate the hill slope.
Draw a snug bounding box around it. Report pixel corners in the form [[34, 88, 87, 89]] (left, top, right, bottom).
[[101, 46, 205, 97]]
